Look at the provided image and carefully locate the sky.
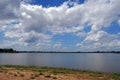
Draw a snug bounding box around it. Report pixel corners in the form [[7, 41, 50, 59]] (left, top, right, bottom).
[[0, 0, 120, 51]]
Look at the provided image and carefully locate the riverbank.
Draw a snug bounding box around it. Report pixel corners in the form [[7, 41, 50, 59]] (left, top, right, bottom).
[[0, 65, 120, 80]]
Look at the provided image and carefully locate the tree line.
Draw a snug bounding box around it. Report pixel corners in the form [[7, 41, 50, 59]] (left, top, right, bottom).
[[0, 48, 18, 53]]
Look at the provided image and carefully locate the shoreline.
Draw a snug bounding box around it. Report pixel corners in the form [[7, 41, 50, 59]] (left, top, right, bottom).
[[0, 65, 120, 80]]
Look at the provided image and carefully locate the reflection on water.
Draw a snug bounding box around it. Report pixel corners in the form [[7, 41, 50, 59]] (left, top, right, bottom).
[[0, 53, 120, 72]]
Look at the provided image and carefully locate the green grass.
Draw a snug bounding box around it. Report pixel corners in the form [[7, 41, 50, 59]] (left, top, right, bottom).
[[110, 73, 120, 80]]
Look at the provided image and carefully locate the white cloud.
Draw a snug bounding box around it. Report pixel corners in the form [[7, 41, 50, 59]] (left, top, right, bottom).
[[76, 31, 87, 37], [0, 0, 20, 21], [0, 0, 120, 51], [77, 30, 119, 51], [19, 0, 120, 34], [84, 31, 116, 42], [54, 42, 62, 48], [108, 40, 120, 48], [118, 19, 120, 25], [21, 0, 32, 3]]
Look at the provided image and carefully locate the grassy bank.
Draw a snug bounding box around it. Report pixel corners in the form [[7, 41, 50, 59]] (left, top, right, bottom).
[[0, 65, 120, 80]]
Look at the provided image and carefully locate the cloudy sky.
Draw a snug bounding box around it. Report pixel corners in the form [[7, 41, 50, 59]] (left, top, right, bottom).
[[0, 0, 120, 51]]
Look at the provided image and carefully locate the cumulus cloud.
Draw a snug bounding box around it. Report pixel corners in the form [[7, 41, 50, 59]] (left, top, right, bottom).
[[19, 0, 120, 33], [118, 19, 120, 25], [19, 2, 81, 34], [0, 0, 120, 51], [54, 42, 62, 48], [76, 31, 87, 37], [77, 31, 120, 51], [0, 0, 20, 21], [84, 31, 116, 42]]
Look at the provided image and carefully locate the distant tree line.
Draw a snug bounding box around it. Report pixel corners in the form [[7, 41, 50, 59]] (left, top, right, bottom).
[[0, 48, 18, 53], [19, 51, 120, 53], [0, 48, 120, 53]]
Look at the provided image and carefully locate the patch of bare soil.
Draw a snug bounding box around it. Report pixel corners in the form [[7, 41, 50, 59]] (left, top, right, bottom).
[[0, 66, 117, 80]]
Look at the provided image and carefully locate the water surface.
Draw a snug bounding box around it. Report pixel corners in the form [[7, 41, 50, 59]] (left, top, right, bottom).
[[0, 53, 120, 73]]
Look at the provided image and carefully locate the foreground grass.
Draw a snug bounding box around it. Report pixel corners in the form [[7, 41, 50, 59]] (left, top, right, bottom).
[[0, 65, 120, 80]]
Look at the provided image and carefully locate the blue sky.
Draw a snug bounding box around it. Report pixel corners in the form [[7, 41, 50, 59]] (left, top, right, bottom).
[[0, 0, 120, 51], [30, 0, 85, 7]]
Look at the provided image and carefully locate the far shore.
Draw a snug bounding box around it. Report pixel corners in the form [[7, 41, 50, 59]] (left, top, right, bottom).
[[1, 48, 120, 53], [0, 65, 120, 80]]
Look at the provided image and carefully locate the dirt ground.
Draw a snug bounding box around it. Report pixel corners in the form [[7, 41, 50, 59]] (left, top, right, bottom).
[[0, 66, 119, 80]]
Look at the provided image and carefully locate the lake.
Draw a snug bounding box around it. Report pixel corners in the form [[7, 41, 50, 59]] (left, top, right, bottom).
[[0, 53, 120, 73]]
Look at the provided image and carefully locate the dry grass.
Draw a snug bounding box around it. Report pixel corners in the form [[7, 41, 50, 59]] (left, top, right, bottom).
[[0, 65, 119, 80]]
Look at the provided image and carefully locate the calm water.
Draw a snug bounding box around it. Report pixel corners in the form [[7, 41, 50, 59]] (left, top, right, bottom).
[[0, 53, 120, 73]]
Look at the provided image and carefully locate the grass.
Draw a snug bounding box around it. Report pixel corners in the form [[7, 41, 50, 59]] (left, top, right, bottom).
[[0, 65, 120, 80], [14, 73, 18, 77], [34, 74, 39, 77], [19, 73, 25, 77], [51, 75, 57, 79], [38, 72, 44, 75], [110, 73, 120, 80], [44, 74, 51, 78], [30, 76, 36, 79], [0, 70, 3, 73]]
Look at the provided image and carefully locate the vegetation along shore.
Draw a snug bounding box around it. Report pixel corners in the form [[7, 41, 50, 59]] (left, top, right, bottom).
[[0, 65, 120, 80], [0, 48, 120, 53]]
